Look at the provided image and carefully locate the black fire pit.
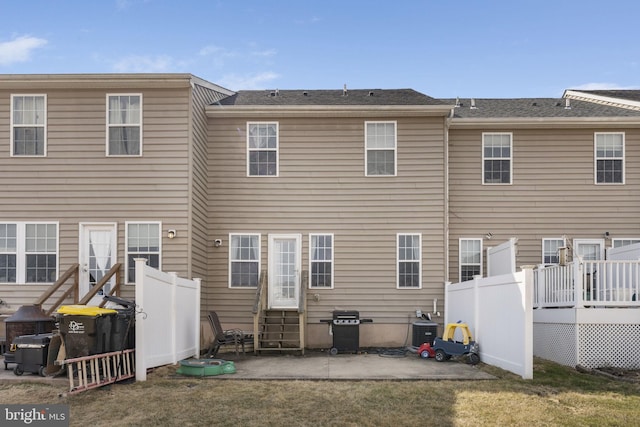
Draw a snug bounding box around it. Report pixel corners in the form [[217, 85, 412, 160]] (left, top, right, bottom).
[[4, 305, 55, 370], [321, 310, 372, 355]]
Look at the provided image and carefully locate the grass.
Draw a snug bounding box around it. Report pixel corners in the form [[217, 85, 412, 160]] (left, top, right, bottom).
[[0, 358, 638, 426]]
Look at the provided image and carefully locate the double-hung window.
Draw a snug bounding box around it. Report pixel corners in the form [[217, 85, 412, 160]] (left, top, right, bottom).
[[482, 133, 512, 184], [310, 234, 333, 288], [595, 132, 624, 184], [247, 122, 278, 176], [126, 222, 161, 283], [229, 234, 260, 287], [365, 121, 397, 176], [0, 222, 58, 283], [107, 94, 142, 156], [542, 238, 565, 265], [11, 95, 46, 156], [612, 238, 640, 248], [397, 233, 421, 288], [459, 238, 482, 282]]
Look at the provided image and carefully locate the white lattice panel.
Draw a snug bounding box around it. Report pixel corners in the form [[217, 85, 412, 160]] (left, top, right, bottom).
[[533, 323, 577, 367], [578, 323, 640, 369]]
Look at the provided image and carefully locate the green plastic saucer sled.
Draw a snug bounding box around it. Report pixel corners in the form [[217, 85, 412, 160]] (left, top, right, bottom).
[[177, 358, 236, 377]]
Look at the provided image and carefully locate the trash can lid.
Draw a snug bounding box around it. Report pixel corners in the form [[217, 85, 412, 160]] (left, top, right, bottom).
[[57, 305, 117, 316]]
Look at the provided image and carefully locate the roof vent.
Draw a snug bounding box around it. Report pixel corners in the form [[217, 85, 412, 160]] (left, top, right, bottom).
[[303, 91, 308, 96], [343, 84, 348, 96], [454, 97, 460, 108], [565, 98, 571, 110], [368, 91, 374, 96], [470, 98, 477, 109], [532, 102, 537, 106], [556, 101, 562, 107], [270, 89, 279, 97]]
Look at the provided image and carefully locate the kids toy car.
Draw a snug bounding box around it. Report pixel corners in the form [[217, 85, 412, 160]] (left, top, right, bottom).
[[432, 322, 480, 365]]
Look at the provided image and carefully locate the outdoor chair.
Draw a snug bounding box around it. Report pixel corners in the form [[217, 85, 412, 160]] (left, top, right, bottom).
[[205, 311, 246, 358]]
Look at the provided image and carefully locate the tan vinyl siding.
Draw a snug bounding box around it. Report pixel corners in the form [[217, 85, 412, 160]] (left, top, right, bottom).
[[448, 127, 640, 281], [207, 115, 448, 339], [0, 84, 193, 308], [189, 84, 229, 303]]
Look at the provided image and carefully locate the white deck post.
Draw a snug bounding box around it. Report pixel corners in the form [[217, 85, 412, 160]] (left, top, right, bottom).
[[574, 261, 584, 308], [134, 258, 148, 381]]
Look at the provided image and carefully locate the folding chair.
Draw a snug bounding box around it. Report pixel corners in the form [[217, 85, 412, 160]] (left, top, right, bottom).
[[205, 311, 246, 358]]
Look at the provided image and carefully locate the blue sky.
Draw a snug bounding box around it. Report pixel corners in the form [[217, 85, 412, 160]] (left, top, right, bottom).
[[1, 0, 638, 98]]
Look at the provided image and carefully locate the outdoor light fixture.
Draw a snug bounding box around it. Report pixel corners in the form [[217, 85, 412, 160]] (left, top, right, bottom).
[[485, 232, 493, 240], [167, 229, 177, 239], [214, 239, 223, 248], [604, 231, 610, 239]]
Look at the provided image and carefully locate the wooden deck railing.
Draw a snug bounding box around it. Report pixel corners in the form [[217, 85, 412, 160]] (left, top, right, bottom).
[[34, 263, 123, 315]]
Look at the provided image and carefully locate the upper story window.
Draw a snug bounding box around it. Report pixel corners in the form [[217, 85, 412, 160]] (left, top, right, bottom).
[[247, 122, 278, 176], [11, 95, 47, 156], [126, 222, 161, 283], [542, 238, 565, 265], [595, 132, 624, 184], [482, 133, 512, 184], [0, 222, 58, 283], [459, 238, 482, 282], [229, 233, 260, 287], [365, 121, 397, 176], [310, 234, 334, 289], [107, 94, 142, 156], [397, 233, 421, 288]]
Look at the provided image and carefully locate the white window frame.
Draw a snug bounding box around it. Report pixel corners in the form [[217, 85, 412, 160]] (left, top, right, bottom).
[[229, 233, 261, 288], [365, 121, 397, 177], [397, 233, 422, 289], [612, 238, 640, 248], [573, 238, 605, 261], [594, 132, 625, 185], [482, 132, 512, 185], [459, 238, 482, 282], [247, 122, 279, 177], [0, 221, 58, 284], [542, 237, 565, 265], [106, 93, 143, 157], [10, 94, 47, 157], [309, 233, 334, 289], [125, 221, 162, 284]]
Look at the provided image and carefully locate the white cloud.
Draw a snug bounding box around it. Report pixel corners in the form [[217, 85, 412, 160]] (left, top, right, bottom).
[[251, 48, 277, 58], [111, 54, 189, 73], [218, 72, 280, 90], [571, 82, 639, 90], [0, 35, 48, 66]]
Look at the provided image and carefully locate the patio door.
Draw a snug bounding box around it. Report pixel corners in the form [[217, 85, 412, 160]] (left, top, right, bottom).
[[574, 239, 605, 300], [268, 234, 301, 309], [79, 223, 117, 305]]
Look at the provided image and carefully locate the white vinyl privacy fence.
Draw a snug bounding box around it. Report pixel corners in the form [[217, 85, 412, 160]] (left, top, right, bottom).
[[445, 266, 534, 379], [134, 259, 201, 381]]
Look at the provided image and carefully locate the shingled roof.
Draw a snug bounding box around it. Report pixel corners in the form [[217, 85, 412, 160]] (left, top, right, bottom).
[[217, 89, 445, 106], [442, 98, 640, 118]]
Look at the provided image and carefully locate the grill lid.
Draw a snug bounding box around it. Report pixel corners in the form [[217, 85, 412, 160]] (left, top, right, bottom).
[[5, 305, 54, 323]]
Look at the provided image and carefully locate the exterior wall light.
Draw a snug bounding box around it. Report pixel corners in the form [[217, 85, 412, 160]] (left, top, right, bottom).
[[214, 239, 223, 248], [167, 229, 177, 239]]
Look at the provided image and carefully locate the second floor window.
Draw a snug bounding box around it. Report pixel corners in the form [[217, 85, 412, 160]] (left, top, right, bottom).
[[247, 122, 278, 176], [108, 94, 142, 156], [11, 95, 46, 156], [595, 132, 624, 184], [483, 133, 512, 184], [365, 121, 397, 176]]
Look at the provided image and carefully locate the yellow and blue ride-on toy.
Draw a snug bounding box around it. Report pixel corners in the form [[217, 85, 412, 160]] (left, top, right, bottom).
[[431, 322, 480, 365]]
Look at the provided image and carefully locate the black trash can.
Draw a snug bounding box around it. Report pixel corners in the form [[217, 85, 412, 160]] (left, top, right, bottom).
[[103, 296, 136, 352], [412, 321, 438, 347], [56, 306, 117, 358], [13, 333, 53, 376]]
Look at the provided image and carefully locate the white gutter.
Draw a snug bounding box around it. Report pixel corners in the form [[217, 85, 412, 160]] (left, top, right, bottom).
[[206, 104, 455, 118], [449, 116, 640, 129]]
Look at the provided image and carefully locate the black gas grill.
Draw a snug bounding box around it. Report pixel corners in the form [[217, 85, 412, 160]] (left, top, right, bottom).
[[321, 310, 372, 355]]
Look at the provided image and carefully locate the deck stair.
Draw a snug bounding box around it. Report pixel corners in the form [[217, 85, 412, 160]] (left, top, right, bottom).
[[252, 271, 307, 355]]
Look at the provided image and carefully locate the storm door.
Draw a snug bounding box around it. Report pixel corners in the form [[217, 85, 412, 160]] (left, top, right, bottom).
[[268, 234, 301, 309], [79, 223, 117, 305]]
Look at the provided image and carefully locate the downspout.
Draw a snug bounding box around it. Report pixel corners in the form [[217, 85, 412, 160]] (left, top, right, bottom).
[[444, 112, 451, 285]]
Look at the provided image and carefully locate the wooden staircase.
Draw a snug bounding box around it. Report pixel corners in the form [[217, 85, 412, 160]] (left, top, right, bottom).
[[252, 271, 307, 355]]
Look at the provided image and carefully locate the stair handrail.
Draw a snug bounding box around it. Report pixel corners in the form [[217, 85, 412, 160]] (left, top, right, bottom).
[[252, 271, 267, 354], [78, 263, 123, 306], [34, 263, 80, 315]]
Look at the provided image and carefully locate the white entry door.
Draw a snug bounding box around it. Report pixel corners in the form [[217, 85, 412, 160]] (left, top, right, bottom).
[[79, 223, 117, 305], [268, 234, 302, 309]]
